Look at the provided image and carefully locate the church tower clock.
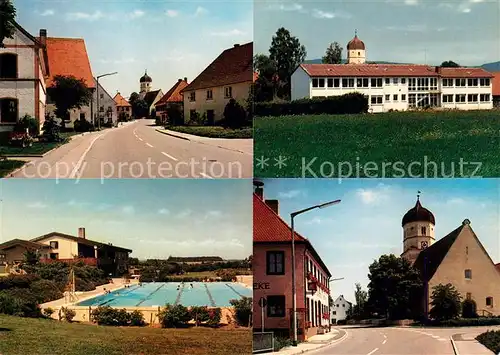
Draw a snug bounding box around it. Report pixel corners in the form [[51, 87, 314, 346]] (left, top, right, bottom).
[[401, 194, 436, 265]]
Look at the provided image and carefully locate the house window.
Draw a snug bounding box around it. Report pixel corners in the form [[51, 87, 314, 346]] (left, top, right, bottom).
[[402, 94, 406, 101], [455, 94, 466, 103], [465, 269, 472, 279], [267, 251, 285, 275], [421, 227, 426, 235], [0, 98, 18, 123], [443, 94, 454, 103], [480, 78, 491, 87], [224, 86, 233, 98], [189, 92, 196, 102], [468, 94, 478, 103], [332, 311, 336, 315], [49, 241, 59, 249], [467, 78, 478, 87], [206, 89, 213, 100], [267, 295, 285, 317], [126, 107, 130, 112], [80, 113, 86, 121], [393, 94, 398, 101], [385, 94, 390, 101], [100, 93, 104, 99], [0, 53, 18, 78], [466, 246, 468, 255], [371, 96, 383, 105], [486, 297, 493, 307]]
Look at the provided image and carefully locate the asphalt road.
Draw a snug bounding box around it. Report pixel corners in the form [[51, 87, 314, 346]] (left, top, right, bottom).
[[312, 326, 499, 355], [10, 119, 252, 179]]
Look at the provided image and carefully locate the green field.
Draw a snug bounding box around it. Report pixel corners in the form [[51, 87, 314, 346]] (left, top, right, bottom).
[[0, 315, 251, 355], [254, 110, 500, 178], [0, 160, 25, 178]]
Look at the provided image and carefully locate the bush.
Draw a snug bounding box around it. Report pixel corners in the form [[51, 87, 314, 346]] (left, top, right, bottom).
[[130, 310, 145, 326], [215, 269, 237, 282], [40, 115, 63, 142], [429, 317, 500, 327], [462, 299, 478, 318], [190, 306, 210, 326], [73, 118, 94, 132], [91, 306, 130, 326], [477, 330, 500, 354], [158, 304, 192, 328], [61, 307, 76, 322], [337, 319, 347, 325], [13, 114, 39, 136], [166, 104, 183, 126], [230, 297, 252, 327], [221, 99, 248, 128], [29, 279, 63, 303], [254, 92, 368, 117], [0, 290, 42, 318], [206, 308, 221, 327], [274, 337, 293, 351], [42, 307, 55, 318], [0, 274, 40, 290]]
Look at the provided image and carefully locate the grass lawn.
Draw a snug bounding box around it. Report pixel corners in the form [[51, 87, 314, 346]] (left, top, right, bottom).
[[167, 126, 253, 139], [0, 132, 77, 156], [0, 160, 26, 178], [477, 330, 500, 354], [0, 314, 251, 355], [254, 110, 500, 178]]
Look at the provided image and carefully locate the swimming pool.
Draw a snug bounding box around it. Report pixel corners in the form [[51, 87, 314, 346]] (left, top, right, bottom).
[[76, 282, 252, 307]]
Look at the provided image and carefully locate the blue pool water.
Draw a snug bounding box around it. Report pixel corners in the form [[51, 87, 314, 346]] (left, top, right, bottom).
[[76, 282, 252, 307]]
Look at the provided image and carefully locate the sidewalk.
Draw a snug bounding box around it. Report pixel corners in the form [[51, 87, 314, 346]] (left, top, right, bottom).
[[155, 128, 253, 155], [278, 328, 347, 355], [452, 332, 494, 355]]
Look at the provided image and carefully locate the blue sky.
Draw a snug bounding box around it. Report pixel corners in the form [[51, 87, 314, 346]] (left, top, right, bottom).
[[254, 0, 499, 66], [16, 0, 253, 98], [260, 178, 500, 303], [0, 179, 252, 260]]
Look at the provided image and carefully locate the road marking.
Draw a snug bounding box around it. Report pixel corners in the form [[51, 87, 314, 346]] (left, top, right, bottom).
[[383, 334, 387, 339], [432, 335, 440, 339], [367, 348, 379, 355], [69, 132, 105, 179], [138, 138, 143, 141], [199, 172, 214, 179], [161, 152, 178, 161], [382, 339, 387, 345], [146, 143, 153, 148]]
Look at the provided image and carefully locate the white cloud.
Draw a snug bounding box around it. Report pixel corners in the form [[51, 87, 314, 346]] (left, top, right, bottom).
[[99, 57, 137, 65], [166, 10, 179, 17], [158, 208, 170, 215], [404, 0, 419, 5], [270, 3, 304, 12], [278, 190, 303, 199], [176, 209, 192, 218], [312, 9, 351, 19], [447, 198, 466, 205], [66, 11, 104, 21], [205, 210, 223, 219], [39, 9, 55, 16], [441, 0, 485, 13], [122, 206, 135, 214], [210, 29, 246, 37], [27, 201, 48, 209], [305, 216, 330, 225], [356, 187, 390, 205], [129, 10, 145, 19], [386, 24, 428, 32], [194, 6, 208, 17], [386, 0, 419, 5]]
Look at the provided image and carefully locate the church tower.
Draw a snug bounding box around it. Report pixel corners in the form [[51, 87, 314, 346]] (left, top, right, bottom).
[[401, 194, 436, 265], [140, 70, 152, 93], [347, 30, 366, 64]]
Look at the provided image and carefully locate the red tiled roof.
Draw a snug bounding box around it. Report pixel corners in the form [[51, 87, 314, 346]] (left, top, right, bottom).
[[299, 63, 493, 78], [45, 37, 95, 89], [439, 67, 493, 78], [491, 72, 500, 96], [181, 42, 253, 92], [113, 93, 131, 107], [253, 193, 332, 277], [156, 79, 188, 106]]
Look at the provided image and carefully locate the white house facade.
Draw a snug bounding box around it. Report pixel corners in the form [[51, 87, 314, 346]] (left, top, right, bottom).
[[0, 22, 47, 132], [93, 77, 117, 126], [330, 295, 352, 324], [291, 35, 493, 113]]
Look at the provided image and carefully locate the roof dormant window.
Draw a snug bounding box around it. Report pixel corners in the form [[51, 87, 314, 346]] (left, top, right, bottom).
[[0, 53, 17, 79], [224, 86, 232, 98], [342, 78, 354, 88], [455, 78, 466, 87], [465, 269, 472, 279], [443, 94, 453, 103], [480, 94, 491, 102], [480, 78, 491, 87], [468, 78, 478, 87], [467, 94, 478, 103], [455, 94, 466, 103], [189, 92, 196, 102], [206, 89, 213, 100]]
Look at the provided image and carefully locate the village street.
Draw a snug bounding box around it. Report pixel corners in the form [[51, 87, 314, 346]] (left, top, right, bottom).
[[310, 325, 497, 355], [8, 119, 252, 179]]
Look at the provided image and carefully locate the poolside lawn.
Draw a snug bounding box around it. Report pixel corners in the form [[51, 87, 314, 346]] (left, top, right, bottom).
[[0, 314, 251, 355], [0, 160, 26, 178], [254, 110, 500, 178]]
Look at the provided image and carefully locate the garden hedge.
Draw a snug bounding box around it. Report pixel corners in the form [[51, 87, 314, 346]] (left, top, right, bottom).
[[255, 92, 369, 117]]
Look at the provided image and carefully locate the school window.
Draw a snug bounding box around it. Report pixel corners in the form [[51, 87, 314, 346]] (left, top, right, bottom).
[[455, 78, 466, 87], [317, 78, 325, 88], [267, 295, 286, 317], [480, 78, 491, 86], [467, 94, 478, 103], [342, 78, 354, 88], [385, 94, 390, 101], [486, 297, 493, 307], [189, 92, 196, 102], [267, 251, 285, 275], [333, 78, 340, 87], [332, 311, 336, 315], [455, 94, 466, 103], [49, 241, 59, 249], [480, 94, 491, 102], [312, 78, 319, 88], [401, 78, 406, 84], [0, 53, 18, 79], [224, 86, 233, 98], [371, 96, 383, 105], [465, 269, 472, 279], [327, 78, 334, 88], [443, 94, 453, 103], [443, 79, 453, 87], [371, 78, 382, 88], [385, 78, 390, 85], [206, 89, 213, 100], [393, 78, 399, 85], [467, 78, 478, 87], [357, 78, 369, 88]]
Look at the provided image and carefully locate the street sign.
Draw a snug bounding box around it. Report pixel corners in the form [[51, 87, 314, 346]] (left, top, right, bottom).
[[258, 297, 267, 308]]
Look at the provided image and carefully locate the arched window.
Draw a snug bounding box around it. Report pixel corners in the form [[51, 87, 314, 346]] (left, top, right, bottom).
[[0, 98, 18, 123], [0, 53, 18, 78]]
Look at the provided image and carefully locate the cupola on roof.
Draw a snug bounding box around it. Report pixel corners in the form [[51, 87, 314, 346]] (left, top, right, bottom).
[[347, 30, 365, 50], [140, 70, 152, 83], [402, 196, 435, 226]]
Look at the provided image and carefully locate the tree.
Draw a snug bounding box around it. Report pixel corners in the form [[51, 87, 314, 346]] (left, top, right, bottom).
[[253, 54, 278, 102], [269, 27, 306, 100], [462, 298, 478, 318], [23, 250, 39, 265], [441, 60, 460, 68], [367, 254, 423, 320], [0, 0, 16, 48], [352, 283, 368, 320], [132, 99, 149, 119], [48, 75, 92, 130], [322, 42, 343, 64], [128, 92, 140, 105], [429, 283, 461, 321]]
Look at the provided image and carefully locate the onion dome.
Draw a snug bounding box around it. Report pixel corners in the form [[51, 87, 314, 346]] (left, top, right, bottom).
[[140, 70, 152, 83], [347, 31, 365, 51], [402, 197, 435, 226]]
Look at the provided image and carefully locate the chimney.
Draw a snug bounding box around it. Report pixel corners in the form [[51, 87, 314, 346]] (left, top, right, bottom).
[[183, 77, 187, 82], [253, 180, 264, 200], [39, 29, 47, 48], [78, 227, 86, 239], [265, 199, 279, 214], [234, 44, 240, 48], [178, 78, 182, 82]]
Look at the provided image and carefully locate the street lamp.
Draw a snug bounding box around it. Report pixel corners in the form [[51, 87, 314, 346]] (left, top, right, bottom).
[[290, 199, 341, 346], [96, 72, 118, 130]]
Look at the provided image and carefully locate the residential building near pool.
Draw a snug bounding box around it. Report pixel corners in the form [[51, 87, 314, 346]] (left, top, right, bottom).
[[291, 33, 494, 113], [253, 182, 332, 341]]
